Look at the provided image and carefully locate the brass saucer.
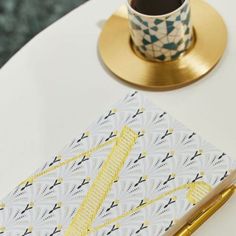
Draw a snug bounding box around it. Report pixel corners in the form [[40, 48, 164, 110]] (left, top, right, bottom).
[[98, 0, 227, 90]]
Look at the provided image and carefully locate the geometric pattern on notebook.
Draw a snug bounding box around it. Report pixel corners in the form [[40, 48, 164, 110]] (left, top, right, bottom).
[[0, 91, 235, 236]]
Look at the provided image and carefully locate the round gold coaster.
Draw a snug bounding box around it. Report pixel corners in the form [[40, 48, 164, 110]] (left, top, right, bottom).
[[98, 0, 227, 90]]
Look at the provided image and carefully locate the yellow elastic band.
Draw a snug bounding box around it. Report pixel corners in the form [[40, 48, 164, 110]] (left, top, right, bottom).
[[19, 138, 117, 186], [90, 181, 212, 233], [64, 126, 138, 236]]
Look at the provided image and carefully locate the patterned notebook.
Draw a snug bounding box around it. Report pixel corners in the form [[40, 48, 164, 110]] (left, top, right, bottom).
[[0, 91, 235, 236]]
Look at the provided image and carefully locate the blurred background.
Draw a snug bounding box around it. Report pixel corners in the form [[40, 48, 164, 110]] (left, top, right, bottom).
[[0, 0, 88, 67]]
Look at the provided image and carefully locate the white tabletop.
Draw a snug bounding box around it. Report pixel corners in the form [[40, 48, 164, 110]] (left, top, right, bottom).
[[0, 0, 235, 235]]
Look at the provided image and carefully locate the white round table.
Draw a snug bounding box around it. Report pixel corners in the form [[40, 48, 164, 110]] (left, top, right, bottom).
[[0, 0, 235, 235]]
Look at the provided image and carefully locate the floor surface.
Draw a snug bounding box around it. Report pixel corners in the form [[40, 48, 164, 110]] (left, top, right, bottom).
[[0, 0, 88, 67]]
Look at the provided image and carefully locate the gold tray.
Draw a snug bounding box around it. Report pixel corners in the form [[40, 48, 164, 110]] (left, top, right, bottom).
[[98, 0, 227, 90]]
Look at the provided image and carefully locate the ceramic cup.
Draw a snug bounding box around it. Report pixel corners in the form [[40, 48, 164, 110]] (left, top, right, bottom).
[[127, 0, 193, 62]]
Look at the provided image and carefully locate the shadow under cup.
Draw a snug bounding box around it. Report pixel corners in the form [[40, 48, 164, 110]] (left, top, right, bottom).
[[127, 0, 194, 62]]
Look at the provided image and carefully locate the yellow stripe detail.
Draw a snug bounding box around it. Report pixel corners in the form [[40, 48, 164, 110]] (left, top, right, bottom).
[[19, 138, 117, 186], [90, 181, 212, 233], [64, 126, 138, 236]]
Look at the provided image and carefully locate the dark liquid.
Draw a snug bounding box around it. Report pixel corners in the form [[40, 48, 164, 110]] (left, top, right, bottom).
[[131, 0, 185, 15]]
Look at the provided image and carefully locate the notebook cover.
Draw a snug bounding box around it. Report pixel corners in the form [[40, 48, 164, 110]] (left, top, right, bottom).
[[0, 91, 235, 236]]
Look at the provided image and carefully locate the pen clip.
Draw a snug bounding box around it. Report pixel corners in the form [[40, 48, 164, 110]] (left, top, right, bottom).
[[176, 185, 235, 236]]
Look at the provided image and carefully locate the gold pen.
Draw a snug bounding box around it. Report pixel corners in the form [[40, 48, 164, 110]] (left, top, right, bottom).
[[176, 185, 235, 236]]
